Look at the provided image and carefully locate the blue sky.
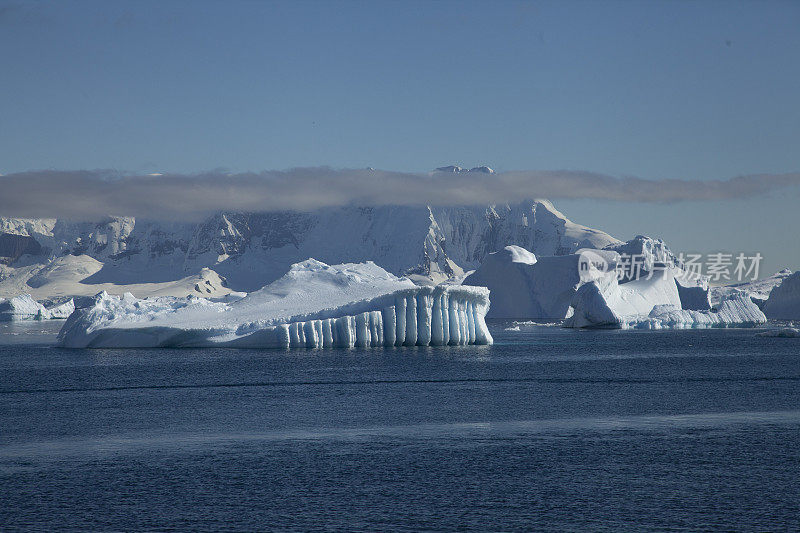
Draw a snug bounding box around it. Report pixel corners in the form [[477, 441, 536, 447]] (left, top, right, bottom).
[[1, 0, 799, 275]]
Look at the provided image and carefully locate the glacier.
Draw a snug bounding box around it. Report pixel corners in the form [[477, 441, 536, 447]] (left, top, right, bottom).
[[57, 259, 493, 349], [0, 294, 74, 321]]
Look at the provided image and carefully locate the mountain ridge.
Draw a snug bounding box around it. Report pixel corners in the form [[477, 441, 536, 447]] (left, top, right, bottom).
[[0, 199, 620, 298]]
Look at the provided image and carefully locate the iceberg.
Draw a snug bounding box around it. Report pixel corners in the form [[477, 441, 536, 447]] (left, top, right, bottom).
[[57, 259, 493, 349], [563, 269, 681, 328], [0, 294, 75, 321], [762, 271, 800, 320], [603, 235, 683, 281], [604, 235, 711, 308], [463, 235, 712, 321], [625, 295, 767, 329], [564, 270, 766, 329], [711, 268, 792, 308], [462, 246, 619, 319]]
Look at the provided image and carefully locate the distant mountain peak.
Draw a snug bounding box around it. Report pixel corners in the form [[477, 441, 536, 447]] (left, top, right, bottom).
[[468, 166, 495, 174], [434, 165, 463, 173], [433, 165, 495, 174]]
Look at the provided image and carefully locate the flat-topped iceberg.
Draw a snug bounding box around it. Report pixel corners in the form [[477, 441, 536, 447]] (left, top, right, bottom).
[[0, 294, 75, 321], [57, 259, 493, 349]]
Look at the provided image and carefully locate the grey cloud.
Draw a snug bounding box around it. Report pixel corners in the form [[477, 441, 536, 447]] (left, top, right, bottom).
[[0, 167, 799, 221]]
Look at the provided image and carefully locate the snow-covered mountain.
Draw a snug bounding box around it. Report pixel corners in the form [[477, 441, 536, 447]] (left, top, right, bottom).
[[0, 199, 619, 299], [433, 165, 495, 174]]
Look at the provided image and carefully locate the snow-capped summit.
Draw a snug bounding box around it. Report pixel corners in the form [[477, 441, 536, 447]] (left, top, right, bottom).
[[434, 165, 464, 173], [432, 165, 495, 174], [468, 166, 495, 174]]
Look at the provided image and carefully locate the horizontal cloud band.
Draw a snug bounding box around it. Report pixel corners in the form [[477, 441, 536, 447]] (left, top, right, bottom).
[[1, 167, 799, 220]]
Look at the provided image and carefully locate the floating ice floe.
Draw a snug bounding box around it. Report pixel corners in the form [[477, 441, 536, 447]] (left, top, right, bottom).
[[756, 327, 800, 338], [503, 320, 562, 331], [0, 294, 75, 321], [57, 259, 493, 349]]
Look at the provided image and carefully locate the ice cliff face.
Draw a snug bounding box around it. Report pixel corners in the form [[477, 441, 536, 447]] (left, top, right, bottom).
[[0, 199, 619, 297], [57, 259, 493, 349], [762, 271, 800, 319]]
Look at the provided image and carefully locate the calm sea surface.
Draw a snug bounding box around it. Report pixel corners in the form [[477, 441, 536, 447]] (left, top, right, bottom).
[[1, 320, 799, 531]]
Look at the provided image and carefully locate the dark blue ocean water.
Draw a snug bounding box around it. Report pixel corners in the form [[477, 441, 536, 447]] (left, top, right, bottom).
[[2, 320, 800, 531]]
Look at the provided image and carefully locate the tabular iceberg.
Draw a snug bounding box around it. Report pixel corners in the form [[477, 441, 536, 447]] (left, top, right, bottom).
[[0, 294, 75, 321], [57, 259, 493, 349]]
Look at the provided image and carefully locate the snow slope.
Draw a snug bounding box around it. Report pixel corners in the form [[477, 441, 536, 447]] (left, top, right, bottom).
[[58, 259, 493, 349], [434, 199, 619, 269], [762, 271, 800, 319], [0, 254, 231, 300]]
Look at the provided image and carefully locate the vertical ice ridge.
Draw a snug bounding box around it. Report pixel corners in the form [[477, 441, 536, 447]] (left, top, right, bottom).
[[405, 294, 417, 346], [270, 288, 492, 349]]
